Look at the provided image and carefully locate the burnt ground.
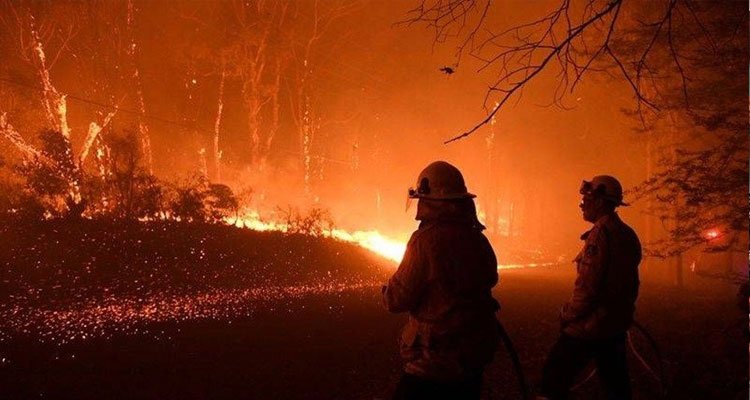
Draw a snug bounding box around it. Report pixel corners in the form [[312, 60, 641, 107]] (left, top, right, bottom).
[[0, 220, 746, 399]]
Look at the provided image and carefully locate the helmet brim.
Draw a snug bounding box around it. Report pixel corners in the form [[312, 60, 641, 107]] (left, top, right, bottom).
[[409, 192, 477, 200]]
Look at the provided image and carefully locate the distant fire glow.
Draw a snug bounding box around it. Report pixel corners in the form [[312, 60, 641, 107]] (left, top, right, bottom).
[[704, 228, 720, 240], [231, 212, 546, 269]]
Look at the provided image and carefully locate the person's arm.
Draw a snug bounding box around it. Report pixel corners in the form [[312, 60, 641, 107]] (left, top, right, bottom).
[[561, 227, 608, 324], [382, 231, 427, 313], [484, 234, 499, 288]]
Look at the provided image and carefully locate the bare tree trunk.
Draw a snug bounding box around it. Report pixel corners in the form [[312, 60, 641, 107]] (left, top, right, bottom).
[[668, 111, 683, 287], [261, 58, 283, 169], [508, 201, 515, 238], [288, 0, 348, 192], [485, 116, 498, 237], [244, 80, 263, 167], [94, 134, 111, 180], [198, 148, 208, 178], [126, 0, 152, 174], [29, 16, 80, 204], [350, 136, 359, 174], [643, 132, 655, 280], [0, 113, 53, 166], [233, 0, 289, 171], [79, 110, 117, 166], [213, 67, 226, 182], [29, 19, 67, 137], [301, 94, 312, 192]]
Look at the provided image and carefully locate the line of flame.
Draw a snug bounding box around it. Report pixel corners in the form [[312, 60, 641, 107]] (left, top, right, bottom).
[[228, 212, 552, 270]]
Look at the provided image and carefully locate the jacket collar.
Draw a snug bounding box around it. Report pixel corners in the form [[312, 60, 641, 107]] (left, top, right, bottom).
[[580, 211, 619, 240]]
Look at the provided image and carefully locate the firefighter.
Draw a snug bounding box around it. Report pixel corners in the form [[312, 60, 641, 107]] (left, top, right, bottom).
[[383, 161, 500, 400], [538, 175, 642, 400]]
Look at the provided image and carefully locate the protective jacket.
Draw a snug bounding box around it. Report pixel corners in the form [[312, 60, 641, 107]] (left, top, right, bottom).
[[561, 212, 642, 339], [383, 200, 500, 381]]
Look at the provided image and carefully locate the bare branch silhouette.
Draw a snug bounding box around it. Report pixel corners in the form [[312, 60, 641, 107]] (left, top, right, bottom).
[[405, 0, 702, 142]]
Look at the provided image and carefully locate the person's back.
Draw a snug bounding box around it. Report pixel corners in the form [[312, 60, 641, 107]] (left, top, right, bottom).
[[389, 218, 498, 318], [598, 214, 641, 333], [383, 161, 500, 399]]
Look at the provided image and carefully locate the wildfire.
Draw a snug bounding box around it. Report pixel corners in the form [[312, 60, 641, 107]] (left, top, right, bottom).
[[230, 212, 406, 263], [230, 211, 551, 269], [329, 229, 406, 263], [704, 228, 720, 240]]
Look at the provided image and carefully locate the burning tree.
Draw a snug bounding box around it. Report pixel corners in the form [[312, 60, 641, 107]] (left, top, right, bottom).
[[124, 0, 153, 173], [95, 129, 162, 219], [224, 0, 292, 170], [404, 0, 748, 259], [287, 0, 353, 194], [16, 129, 81, 215], [0, 4, 161, 218]]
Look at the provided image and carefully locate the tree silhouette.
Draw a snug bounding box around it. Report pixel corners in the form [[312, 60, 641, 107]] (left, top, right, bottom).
[[406, 0, 748, 257]]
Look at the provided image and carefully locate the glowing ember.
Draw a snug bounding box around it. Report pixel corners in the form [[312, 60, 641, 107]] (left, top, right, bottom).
[[704, 228, 720, 240], [0, 281, 380, 344], [0, 215, 552, 345]]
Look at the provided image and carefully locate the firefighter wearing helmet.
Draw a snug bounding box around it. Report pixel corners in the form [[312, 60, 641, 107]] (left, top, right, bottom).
[[383, 161, 500, 399], [538, 175, 642, 400]]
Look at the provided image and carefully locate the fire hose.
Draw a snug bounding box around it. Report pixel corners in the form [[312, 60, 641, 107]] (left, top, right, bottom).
[[496, 320, 531, 400], [495, 319, 666, 399], [570, 320, 667, 397], [628, 320, 667, 396]]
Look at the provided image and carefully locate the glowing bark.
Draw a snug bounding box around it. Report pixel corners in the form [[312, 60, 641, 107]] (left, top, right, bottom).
[[198, 148, 208, 178], [30, 19, 70, 139], [28, 18, 80, 203], [289, 0, 347, 192], [79, 110, 117, 166], [242, 49, 268, 168], [94, 137, 110, 179], [213, 68, 226, 182], [0, 113, 55, 168], [261, 58, 283, 169], [234, 1, 289, 169], [302, 98, 312, 191]]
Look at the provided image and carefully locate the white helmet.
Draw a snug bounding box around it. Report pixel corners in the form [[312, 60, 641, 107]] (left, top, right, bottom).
[[408, 161, 476, 200]]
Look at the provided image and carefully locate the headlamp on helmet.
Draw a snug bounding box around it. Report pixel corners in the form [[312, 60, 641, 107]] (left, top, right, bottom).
[[408, 177, 431, 199], [579, 180, 606, 196], [579, 175, 629, 207]]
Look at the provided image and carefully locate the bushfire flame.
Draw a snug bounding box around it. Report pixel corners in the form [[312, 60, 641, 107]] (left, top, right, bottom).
[[230, 212, 406, 263], [230, 212, 551, 269]]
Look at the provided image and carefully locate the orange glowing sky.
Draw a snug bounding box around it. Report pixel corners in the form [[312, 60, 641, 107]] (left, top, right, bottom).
[[0, 0, 741, 269]]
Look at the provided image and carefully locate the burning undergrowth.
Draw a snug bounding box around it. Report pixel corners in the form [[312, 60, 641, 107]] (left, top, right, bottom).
[[0, 218, 392, 344]]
